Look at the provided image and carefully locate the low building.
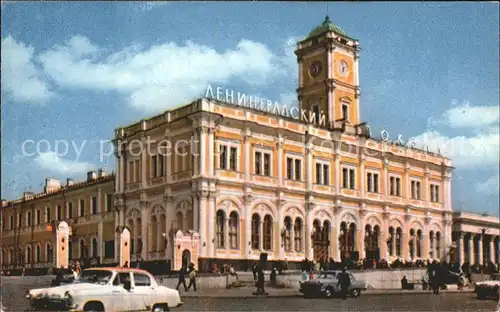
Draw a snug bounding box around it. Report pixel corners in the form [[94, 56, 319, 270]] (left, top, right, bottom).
[[452, 212, 500, 265]]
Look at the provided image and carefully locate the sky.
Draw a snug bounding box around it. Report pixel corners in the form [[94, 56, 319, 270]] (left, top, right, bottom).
[[1, 2, 499, 215]]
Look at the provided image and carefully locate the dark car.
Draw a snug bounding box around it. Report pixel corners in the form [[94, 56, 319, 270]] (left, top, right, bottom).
[[299, 270, 368, 299]]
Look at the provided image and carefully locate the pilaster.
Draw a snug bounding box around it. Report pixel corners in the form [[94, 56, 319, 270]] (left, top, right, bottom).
[[140, 196, 149, 261]]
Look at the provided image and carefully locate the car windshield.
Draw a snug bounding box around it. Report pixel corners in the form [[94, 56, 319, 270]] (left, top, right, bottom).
[[78, 270, 113, 285], [319, 272, 337, 279]]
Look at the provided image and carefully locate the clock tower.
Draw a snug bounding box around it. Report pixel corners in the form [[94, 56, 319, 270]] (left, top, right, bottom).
[[295, 16, 361, 128]]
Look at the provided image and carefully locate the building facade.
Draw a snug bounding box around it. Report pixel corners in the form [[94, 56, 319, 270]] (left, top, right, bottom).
[[112, 17, 454, 271], [452, 212, 500, 265], [1, 171, 115, 270], [5, 17, 492, 272]]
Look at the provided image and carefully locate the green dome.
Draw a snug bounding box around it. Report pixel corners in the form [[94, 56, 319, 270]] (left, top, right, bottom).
[[307, 16, 346, 38]]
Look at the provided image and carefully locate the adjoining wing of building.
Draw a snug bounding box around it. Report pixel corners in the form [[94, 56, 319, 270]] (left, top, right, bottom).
[[1, 17, 499, 272]]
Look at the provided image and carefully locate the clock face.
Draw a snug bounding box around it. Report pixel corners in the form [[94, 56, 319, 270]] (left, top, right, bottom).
[[339, 60, 349, 76], [309, 61, 322, 77]]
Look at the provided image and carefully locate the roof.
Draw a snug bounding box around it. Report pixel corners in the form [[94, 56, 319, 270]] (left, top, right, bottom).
[[84, 267, 149, 274], [307, 15, 347, 38]]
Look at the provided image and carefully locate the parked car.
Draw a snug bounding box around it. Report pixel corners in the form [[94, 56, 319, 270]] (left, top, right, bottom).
[[26, 267, 183, 311], [299, 270, 368, 298], [475, 273, 500, 300]]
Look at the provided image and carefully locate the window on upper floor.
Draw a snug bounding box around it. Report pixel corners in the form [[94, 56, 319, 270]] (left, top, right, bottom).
[[79, 199, 85, 217], [315, 162, 330, 185], [57, 205, 62, 220], [286, 156, 302, 181], [255, 150, 271, 177], [342, 103, 349, 123], [45, 207, 51, 223], [106, 194, 113, 212], [35, 209, 40, 225], [342, 167, 356, 189], [411, 180, 422, 200], [26, 211, 32, 227], [389, 176, 402, 196], [430, 184, 440, 203], [219, 144, 238, 171], [367, 172, 380, 193], [91, 196, 98, 215], [151, 153, 165, 179], [9, 215, 14, 230], [68, 202, 73, 219]]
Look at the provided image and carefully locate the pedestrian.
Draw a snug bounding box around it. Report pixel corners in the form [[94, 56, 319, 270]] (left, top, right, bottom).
[[256, 265, 266, 295], [187, 263, 197, 291], [122, 261, 129, 268], [337, 267, 351, 300], [229, 264, 238, 280], [430, 261, 440, 295], [176, 266, 188, 291], [252, 262, 258, 281]]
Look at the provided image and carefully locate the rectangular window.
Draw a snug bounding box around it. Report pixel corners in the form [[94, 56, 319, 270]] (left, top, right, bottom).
[[152, 155, 158, 178], [36, 210, 40, 225], [430, 184, 440, 202], [68, 203, 73, 218], [342, 168, 349, 188], [390, 176, 401, 196], [373, 173, 379, 193], [349, 169, 355, 189], [411, 180, 422, 199], [27, 212, 32, 227], [229, 147, 237, 171], [367, 172, 372, 192], [79, 199, 85, 217], [255, 151, 262, 175], [323, 164, 329, 185], [128, 161, 133, 182], [396, 177, 401, 196], [104, 240, 115, 259], [342, 104, 349, 122], [219, 145, 228, 170], [158, 154, 164, 177], [390, 176, 395, 195], [9, 216, 14, 229], [57, 205, 62, 220], [294, 159, 301, 180], [46, 207, 51, 223], [263, 153, 270, 176], [315, 163, 321, 184], [92, 196, 98, 215], [106, 194, 113, 212], [342, 167, 356, 189], [287, 158, 294, 180], [315, 162, 330, 185]]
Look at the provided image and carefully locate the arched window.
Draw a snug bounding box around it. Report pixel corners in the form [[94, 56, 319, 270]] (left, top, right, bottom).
[[128, 219, 135, 254], [92, 238, 98, 258], [263, 215, 273, 251], [36, 245, 41, 263], [186, 210, 194, 230], [396, 228, 402, 257], [388, 227, 394, 256], [229, 212, 239, 249], [150, 215, 158, 252], [416, 230, 422, 258], [216, 210, 226, 249], [46, 243, 52, 263], [429, 231, 434, 259], [251, 214, 260, 249], [322, 220, 330, 243], [160, 214, 167, 250], [283, 217, 292, 252], [176, 212, 184, 231], [294, 218, 303, 252], [409, 229, 415, 258], [436, 232, 441, 259]]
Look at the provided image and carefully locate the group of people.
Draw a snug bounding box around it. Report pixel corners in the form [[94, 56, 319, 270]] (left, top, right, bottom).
[[175, 262, 197, 292]]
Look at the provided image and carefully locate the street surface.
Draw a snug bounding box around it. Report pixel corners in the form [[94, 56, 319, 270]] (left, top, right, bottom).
[[0, 277, 496, 311]]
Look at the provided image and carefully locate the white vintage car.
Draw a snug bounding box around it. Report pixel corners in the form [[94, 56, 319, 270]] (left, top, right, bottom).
[[475, 273, 500, 300], [26, 267, 183, 311]]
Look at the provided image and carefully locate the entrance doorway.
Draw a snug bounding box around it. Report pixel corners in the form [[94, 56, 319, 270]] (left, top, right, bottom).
[[312, 220, 330, 264], [339, 222, 357, 261], [181, 249, 191, 268]]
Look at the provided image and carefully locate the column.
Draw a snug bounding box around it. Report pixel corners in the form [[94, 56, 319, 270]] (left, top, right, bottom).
[[424, 169, 429, 202], [469, 235, 475, 264], [404, 162, 410, 199], [119, 155, 125, 193], [403, 232, 410, 261], [383, 159, 389, 201], [457, 232, 464, 265], [192, 195, 199, 232], [198, 192, 208, 258], [156, 219, 161, 252], [478, 235, 483, 265], [244, 195, 251, 257], [277, 139, 283, 187], [207, 191, 215, 258], [199, 127, 207, 176], [359, 152, 365, 198], [392, 232, 396, 258], [305, 204, 313, 260], [192, 128, 199, 176], [277, 201, 284, 259], [334, 226, 341, 261], [114, 209, 120, 262], [224, 217, 230, 250], [334, 143, 340, 195], [489, 238, 495, 263], [208, 128, 215, 177], [412, 234, 417, 259]]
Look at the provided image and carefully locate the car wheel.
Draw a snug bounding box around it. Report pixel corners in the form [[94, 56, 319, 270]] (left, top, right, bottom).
[[325, 287, 334, 298], [83, 302, 105, 312], [152, 304, 169, 312], [350, 289, 361, 297]]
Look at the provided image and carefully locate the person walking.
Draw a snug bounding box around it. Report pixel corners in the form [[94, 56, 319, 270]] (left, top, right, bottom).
[[176, 266, 189, 291], [337, 267, 351, 300], [187, 263, 197, 291], [252, 262, 258, 281], [256, 265, 267, 295], [430, 261, 440, 295]]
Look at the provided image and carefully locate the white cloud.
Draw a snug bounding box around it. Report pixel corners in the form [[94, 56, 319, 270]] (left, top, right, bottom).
[[34, 152, 95, 175], [139, 2, 169, 12], [476, 173, 499, 195], [428, 101, 499, 129], [38, 36, 292, 113], [1, 36, 54, 103], [410, 102, 500, 168]]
